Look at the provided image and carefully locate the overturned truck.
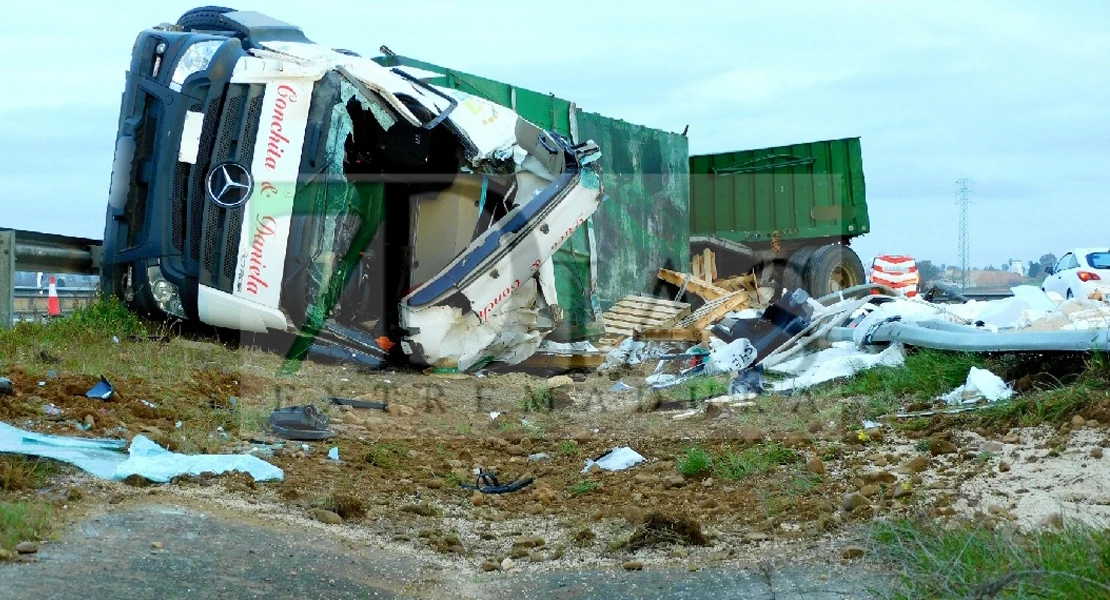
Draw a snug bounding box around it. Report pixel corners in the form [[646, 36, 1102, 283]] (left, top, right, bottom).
[[101, 8, 604, 370]]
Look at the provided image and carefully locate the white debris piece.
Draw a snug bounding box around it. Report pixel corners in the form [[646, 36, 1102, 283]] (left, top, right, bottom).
[[703, 338, 757, 375], [599, 339, 677, 370], [581, 447, 645, 472], [644, 373, 677, 385], [769, 343, 906, 392], [540, 340, 600, 353], [941, 367, 1014, 405]]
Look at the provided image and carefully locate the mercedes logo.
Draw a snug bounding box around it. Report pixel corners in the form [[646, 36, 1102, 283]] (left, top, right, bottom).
[[206, 161, 254, 208]]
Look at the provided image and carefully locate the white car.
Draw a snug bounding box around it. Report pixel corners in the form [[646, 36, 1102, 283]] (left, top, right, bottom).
[[1041, 248, 1110, 300]]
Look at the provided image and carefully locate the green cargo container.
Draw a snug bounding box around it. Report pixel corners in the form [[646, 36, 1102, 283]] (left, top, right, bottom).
[[688, 138, 870, 298], [373, 54, 690, 339]]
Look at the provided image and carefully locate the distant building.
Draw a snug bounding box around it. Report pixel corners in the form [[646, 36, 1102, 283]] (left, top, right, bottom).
[[1009, 260, 1025, 276]]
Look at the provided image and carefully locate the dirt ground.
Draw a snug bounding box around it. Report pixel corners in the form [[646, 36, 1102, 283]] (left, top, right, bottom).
[[2, 337, 1109, 576]]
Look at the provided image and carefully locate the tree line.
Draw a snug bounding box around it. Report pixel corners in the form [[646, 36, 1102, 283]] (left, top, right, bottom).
[[909, 253, 1059, 286]]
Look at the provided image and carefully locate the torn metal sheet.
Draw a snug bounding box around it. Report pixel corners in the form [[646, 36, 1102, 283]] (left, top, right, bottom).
[[0, 421, 282, 482]]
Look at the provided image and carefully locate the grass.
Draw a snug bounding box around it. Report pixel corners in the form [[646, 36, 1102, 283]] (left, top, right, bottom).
[[570, 480, 598, 497], [676, 443, 800, 480], [872, 518, 1110, 600], [664, 376, 730, 402], [815, 349, 987, 402], [0, 501, 53, 553], [713, 443, 800, 481], [677, 446, 712, 477], [519, 386, 553, 412], [366, 443, 409, 469], [0, 457, 59, 493], [559, 440, 582, 457]]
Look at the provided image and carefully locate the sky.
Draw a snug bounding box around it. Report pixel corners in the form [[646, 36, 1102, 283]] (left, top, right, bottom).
[[1, 0, 1107, 269]]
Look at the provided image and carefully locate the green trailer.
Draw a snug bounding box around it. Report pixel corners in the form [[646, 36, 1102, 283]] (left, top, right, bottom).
[[372, 54, 870, 336], [689, 138, 870, 298]]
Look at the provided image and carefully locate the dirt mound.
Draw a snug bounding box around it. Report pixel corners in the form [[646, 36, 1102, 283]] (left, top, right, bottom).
[[628, 513, 710, 550]]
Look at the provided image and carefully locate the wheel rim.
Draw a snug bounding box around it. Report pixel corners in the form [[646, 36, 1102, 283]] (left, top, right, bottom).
[[829, 263, 860, 292]]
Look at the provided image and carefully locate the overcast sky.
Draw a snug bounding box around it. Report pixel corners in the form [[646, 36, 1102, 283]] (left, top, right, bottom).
[[1, 0, 1106, 269]]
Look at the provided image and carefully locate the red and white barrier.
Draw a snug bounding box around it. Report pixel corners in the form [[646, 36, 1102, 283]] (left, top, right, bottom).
[[869, 255, 919, 297]]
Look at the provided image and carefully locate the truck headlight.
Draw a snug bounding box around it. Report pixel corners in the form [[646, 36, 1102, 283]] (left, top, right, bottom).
[[147, 264, 186, 319], [170, 40, 223, 89]]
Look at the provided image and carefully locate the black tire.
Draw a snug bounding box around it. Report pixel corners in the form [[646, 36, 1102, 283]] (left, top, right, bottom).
[[804, 244, 866, 298], [783, 246, 817, 294], [177, 6, 237, 32]]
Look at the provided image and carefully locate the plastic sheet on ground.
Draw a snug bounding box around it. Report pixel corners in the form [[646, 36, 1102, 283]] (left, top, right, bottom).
[[768, 342, 906, 392], [540, 340, 599, 354], [598, 339, 679, 370], [940, 367, 1014, 405], [0, 421, 283, 482], [581, 447, 645, 472]]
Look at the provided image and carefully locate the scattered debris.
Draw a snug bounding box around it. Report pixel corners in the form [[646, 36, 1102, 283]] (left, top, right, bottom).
[[269, 405, 334, 441], [85, 376, 114, 400], [581, 447, 645, 473], [328, 447, 340, 461], [0, 377, 13, 396], [610, 382, 633, 392], [42, 404, 62, 417], [528, 453, 551, 462], [329, 396, 388, 411], [459, 470, 534, 494]]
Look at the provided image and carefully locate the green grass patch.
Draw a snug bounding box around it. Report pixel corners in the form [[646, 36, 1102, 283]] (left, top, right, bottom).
[[570, 480, 598, 497], [677, 446, 712, 477], [0, 297, 146, 351], [663, 376, 730, 402], [519, 386, 553, 412], [976, 383, 1092, 428], [712, 443, 800, 481], [559, 440, 582, 457], [872, 518, 1110, 600], [0, 501, 53, 553], [366, 443, 409, 469]]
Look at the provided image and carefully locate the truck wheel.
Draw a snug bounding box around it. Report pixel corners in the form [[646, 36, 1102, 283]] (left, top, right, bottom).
[[783, 246, 817, 294], [804, 244, 866, 297], [177, 6, 237, 32]]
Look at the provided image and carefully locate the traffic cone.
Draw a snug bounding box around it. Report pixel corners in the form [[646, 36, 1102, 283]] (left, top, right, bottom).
[[47, 276, 61, 318]]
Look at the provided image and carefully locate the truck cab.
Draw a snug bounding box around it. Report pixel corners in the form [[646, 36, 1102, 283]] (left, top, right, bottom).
[[101, 8, 604, 370]]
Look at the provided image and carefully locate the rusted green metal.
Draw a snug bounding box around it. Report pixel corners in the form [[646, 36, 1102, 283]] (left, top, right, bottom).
[[372, 55, 689, 339], [689, 137, 869, 246]]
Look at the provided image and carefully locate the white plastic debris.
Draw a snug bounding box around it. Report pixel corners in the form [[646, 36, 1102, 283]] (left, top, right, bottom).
[[541, 340, 600, 353], [610, 382, 633, 392], [769, 344, 906, 392], [941, 367, 1014, 405], [599, 339, 676, 370], [489, 411, 501, 421], [703, 338, 757, 375], [0, 421, 283, 482], [141, 400, 158, 408], [328, 447, 339, 461], [42, 404, 62, 416], [672, 409, 701, 420], [528, 453, 551, 462], [861, 419, 882, 429], [581, 447, 645, 473], [175, 421, 183, 429], [644, 373, 677, 385]]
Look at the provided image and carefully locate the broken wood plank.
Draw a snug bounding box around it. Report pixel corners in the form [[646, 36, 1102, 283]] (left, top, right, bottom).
[[601, 293, 692, 337], [520, 351, 607, 371], [616, 295, 690, 310], [676, 291, 752, 331], [657, 268, 729, 300], [703, 248, 717, 282], [692, 254, 704, 282], [633, 327, 710, 343]]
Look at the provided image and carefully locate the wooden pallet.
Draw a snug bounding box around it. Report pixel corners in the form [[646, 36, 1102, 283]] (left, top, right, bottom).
[[601, 295, 691, 338], [675, 290, 753, 331]]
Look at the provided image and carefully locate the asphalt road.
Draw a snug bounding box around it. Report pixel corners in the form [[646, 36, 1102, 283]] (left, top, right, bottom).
[[0, 503, 888, 599]]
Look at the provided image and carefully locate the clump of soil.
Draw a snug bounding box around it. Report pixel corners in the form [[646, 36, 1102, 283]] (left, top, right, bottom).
[[329, 493, 365, 520], [628, 513, 710, 551]]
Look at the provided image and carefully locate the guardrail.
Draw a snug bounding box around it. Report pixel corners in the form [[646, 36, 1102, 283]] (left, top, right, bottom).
[[0, 228, 103, 328]]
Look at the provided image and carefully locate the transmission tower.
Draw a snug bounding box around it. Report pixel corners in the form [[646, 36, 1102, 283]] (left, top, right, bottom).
[[956, 177, 974, 290]]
